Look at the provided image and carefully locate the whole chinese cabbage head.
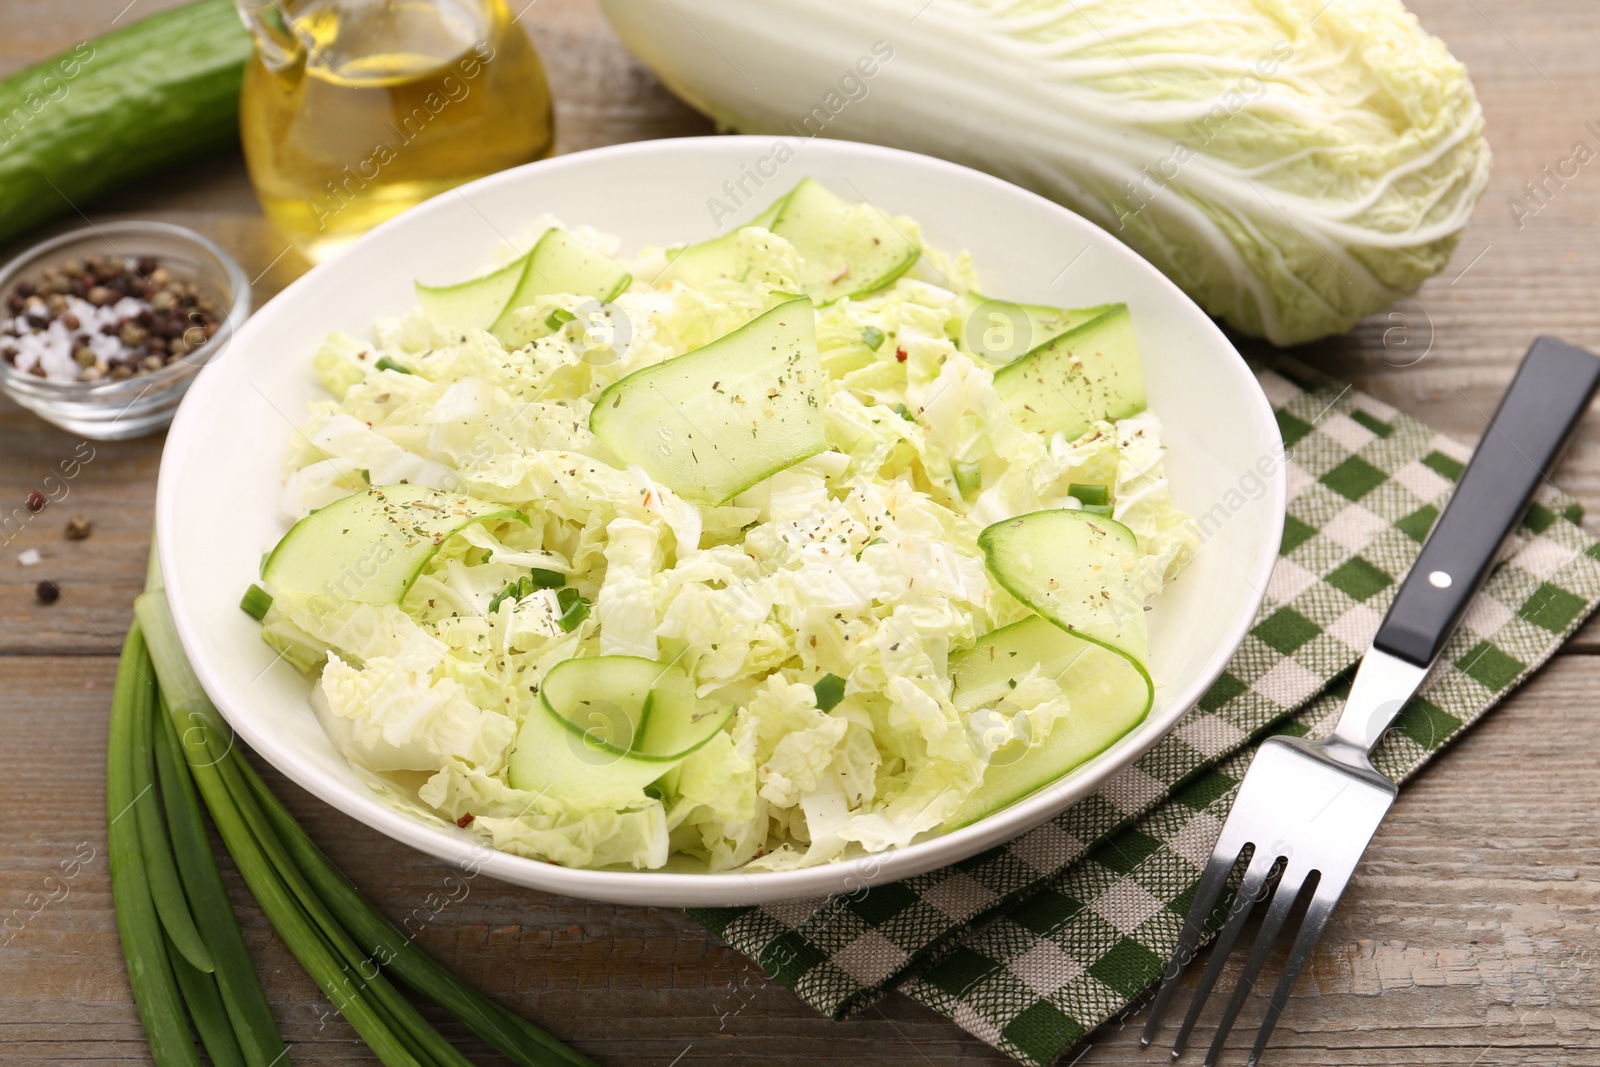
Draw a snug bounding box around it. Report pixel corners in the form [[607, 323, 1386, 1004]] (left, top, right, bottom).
[[601, 0, 1491, 345]]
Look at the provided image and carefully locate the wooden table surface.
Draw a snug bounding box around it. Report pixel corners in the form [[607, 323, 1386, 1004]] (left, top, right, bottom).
[[4, 1, 1599, 1064]]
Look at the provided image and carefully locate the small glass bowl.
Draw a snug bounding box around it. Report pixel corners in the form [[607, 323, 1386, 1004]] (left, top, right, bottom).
[[0, 221, 251, 440]]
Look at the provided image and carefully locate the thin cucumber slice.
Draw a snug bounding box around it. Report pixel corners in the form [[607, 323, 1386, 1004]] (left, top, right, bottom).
[[946, 617, 1149, 827], [416, 256, 528, 336], [992, 303, 1146, 438], [260, 484, 526, 605], [589, 297, 826, 505], [657, 227, 767, 291], [417, 228, 631, 338], [490, 228, 632, 337], [748, 193, 788, 231], [653, 181, 899, 296], [946, 509, 1155, 827], [955, 292, 1118, 365], [652, 187, 790, 291], [507, 656, 733, 800], [768, 178, 920, 304], [981, 508, 1150, 663]]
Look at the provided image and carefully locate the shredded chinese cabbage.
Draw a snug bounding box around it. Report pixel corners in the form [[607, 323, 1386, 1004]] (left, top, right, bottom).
[[264, 212, 1196, 871]]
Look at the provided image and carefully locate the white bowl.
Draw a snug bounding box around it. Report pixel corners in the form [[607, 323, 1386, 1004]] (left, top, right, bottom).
[[158, 137, 1284, 907]]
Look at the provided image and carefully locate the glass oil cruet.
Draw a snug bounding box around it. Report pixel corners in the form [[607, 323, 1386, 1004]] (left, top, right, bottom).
[[236, 0, 555, 263]]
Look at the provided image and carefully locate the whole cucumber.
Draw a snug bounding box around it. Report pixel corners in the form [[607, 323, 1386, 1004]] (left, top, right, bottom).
[[0, 0, 251, 246]]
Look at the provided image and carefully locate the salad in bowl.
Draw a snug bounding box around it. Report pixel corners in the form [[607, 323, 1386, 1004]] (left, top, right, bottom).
[[239, 177, 1196, 874]]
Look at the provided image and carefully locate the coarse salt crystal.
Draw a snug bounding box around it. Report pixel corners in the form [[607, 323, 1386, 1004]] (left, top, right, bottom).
[[90, 333, 122, 361], [17, 548, 41, 566], [109, 295, 144, 319]]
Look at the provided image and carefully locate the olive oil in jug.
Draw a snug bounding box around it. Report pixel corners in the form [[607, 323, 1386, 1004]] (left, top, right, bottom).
[[238, 0, 554, 262]]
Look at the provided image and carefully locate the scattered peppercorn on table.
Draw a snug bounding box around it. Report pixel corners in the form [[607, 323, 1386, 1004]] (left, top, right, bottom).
[[3, 1, 1600, 1064]]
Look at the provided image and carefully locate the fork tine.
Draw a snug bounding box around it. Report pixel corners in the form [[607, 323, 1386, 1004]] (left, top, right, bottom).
[[1202, 868, 1320, 1067], [1140, 841, 1244, 1046], [1170, 846, 1278, 1057], [1246, 875, 1347, 1067]]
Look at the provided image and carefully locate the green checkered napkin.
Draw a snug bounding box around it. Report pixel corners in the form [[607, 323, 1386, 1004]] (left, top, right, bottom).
[[691, 359, 1600, 1066]]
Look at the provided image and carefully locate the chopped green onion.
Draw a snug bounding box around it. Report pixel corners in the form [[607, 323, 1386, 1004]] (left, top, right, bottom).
[[1068, 482, 1109, 507], [556, 587, 591, 632], [484, 580, 590, 628], [1080, 503, 1114, 516], [489, 567, 569, 615], [813, 673, 847, 712], [488, 576, 528, 614], [861, 325, 885, 350], [239, 584, 273, 621], [374, 356, 412, 374], [528, 567, 566, 589], [489, 569, 566, 614], [545, 307, 577, 331], [952, 460, 982, 497]]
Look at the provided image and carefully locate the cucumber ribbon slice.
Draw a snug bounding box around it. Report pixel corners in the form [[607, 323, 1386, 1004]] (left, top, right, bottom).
[[655, 178, 919, 304], [992, 303, 1147, 439], [954, 291, 1117, 366], [260, 484, 527, 606], [588, 297, 826, 505], [507, 656, 734, 802], [946, 509, 1155, 828], [415, 227, 631, 340]]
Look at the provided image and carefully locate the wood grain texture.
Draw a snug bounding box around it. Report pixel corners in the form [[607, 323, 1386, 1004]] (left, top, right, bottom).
[[2, 0, 1599, 1063]]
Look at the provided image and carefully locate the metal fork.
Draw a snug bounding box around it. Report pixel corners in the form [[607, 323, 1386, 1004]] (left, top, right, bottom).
[[1142, 337, 1600, 1065]]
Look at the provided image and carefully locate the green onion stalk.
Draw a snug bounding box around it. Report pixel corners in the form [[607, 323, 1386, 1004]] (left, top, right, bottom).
[[109, 541, 599, 1067]]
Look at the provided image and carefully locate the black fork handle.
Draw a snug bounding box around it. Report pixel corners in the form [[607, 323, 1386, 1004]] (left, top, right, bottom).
[[1375, 336, 1600, 666]]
